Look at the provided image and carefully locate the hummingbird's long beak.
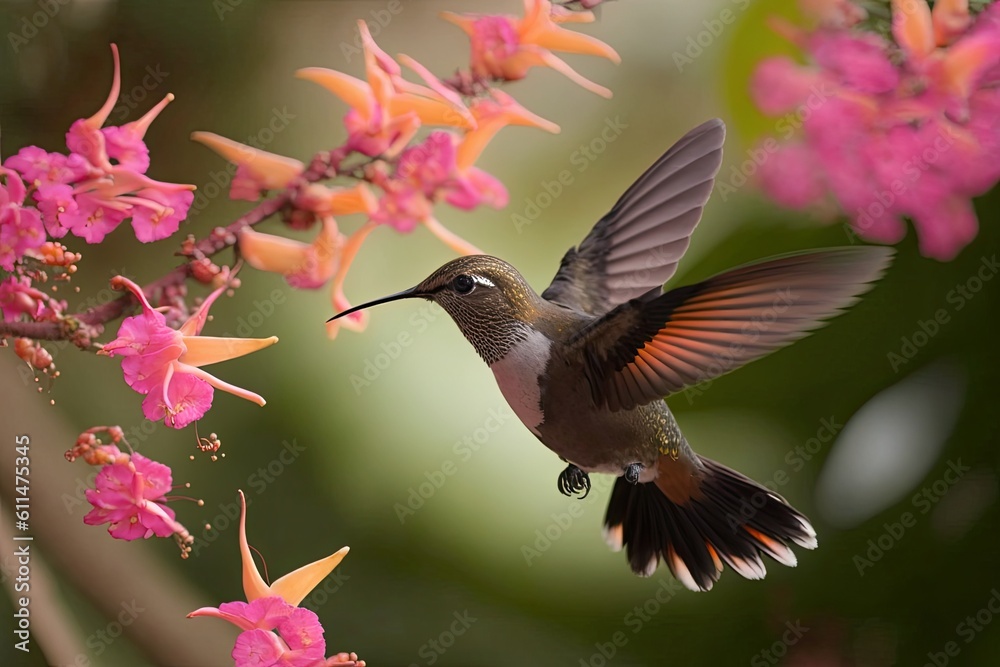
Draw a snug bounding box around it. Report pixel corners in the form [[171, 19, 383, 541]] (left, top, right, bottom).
[[326, 287, 421, 322]]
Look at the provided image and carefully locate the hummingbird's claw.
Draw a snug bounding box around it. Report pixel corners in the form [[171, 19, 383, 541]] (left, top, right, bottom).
[[623, 463, 644, 485], [557, 464, 591, 499]]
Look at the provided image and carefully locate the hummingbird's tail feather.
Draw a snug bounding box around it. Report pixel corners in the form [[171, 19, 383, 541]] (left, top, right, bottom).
[[603, 455, 816, 591]]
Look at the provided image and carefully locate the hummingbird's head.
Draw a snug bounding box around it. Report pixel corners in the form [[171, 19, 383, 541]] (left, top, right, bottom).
[[329, 255, 542, 364]]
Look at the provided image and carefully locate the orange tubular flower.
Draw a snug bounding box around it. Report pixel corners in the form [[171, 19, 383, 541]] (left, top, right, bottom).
[[297, 21, 474, 158], [443, 0, 620, 97], [190, 132, 305, 202]]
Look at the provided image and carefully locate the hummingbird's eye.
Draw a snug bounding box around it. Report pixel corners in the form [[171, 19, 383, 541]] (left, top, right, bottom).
[[453, 274, 475, 294]]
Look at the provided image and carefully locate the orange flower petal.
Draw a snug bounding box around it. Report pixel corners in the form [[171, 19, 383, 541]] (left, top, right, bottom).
[[179, 336, 279, 368], [238, 490, 272, 602], [296, 67, 376, 121], [932, 0, 970, 47], [269, 547, 350, 607], [520, 0, 620, 62], [459, 92, 560, 170], [892, 0, 935, 60], [387, 93, 475, 130], [191, 132, 304, 190], [940, 34, 1000, 99], [240, 228, 315, 276]]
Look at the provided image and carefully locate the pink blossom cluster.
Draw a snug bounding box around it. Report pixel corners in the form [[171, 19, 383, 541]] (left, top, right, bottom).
[[193, 0, 616, 338], [751, 0, 1000, 260], [1, 45, 194, 263], [67, 426, 193, 553]]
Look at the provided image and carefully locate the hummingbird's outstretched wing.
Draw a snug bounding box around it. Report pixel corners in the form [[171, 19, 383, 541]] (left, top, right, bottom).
[[570, 247, 894, 411], [541, 119, 726, 317]]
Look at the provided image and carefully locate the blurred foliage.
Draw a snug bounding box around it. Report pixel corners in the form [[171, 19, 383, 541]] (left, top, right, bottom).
[[1, 1, 999, 666]]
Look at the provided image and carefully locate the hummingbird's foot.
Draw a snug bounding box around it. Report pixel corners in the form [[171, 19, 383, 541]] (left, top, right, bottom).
[[557, 464, 592, 499], [623, 463, 645, 485]]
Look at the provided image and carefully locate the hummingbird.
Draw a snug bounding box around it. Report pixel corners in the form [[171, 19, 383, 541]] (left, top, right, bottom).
[[330, 119, 892, 591]]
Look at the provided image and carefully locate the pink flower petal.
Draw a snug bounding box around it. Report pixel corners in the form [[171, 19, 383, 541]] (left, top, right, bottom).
[[102, 126, 151, 174], [128, 188, 194, 242], [142, 372, 214, 429], [34, 183, 79, 238], [750, 57, 825, 115], [809, 31, 898, 93], [232, 628, 284, 667], [63, 195, 127, 244], [756, 141, 826, 209]]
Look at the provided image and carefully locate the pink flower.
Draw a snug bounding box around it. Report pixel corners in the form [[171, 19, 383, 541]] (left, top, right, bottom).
[[122, 187, 195, 243], [60, 44, 195, 243], [206, 598, 327, 667], [188, 491, 361, 667], [443, 0, 621, 97], [750, 0, 1000, 260], [34, 183, 79, 238], [0, 276, 47, 321], [84, 452, 187, 541], [0, 169, 46, 270], [3, 147, 91, 186], [100, 275, 278, 428]]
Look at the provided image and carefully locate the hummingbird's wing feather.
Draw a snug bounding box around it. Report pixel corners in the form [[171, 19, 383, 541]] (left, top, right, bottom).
[[541, 119, 725, 316], [573, 247, 894, 411]]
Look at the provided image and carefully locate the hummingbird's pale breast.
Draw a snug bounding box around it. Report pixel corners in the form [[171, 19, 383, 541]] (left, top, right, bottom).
[[489, 327, 552, 437]]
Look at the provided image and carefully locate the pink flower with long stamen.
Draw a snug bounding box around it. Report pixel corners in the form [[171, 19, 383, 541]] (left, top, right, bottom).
[[100, 275, 278, 428]]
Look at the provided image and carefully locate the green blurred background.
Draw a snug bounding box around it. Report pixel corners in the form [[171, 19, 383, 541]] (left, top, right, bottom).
[[1, 1, 999, 665]]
